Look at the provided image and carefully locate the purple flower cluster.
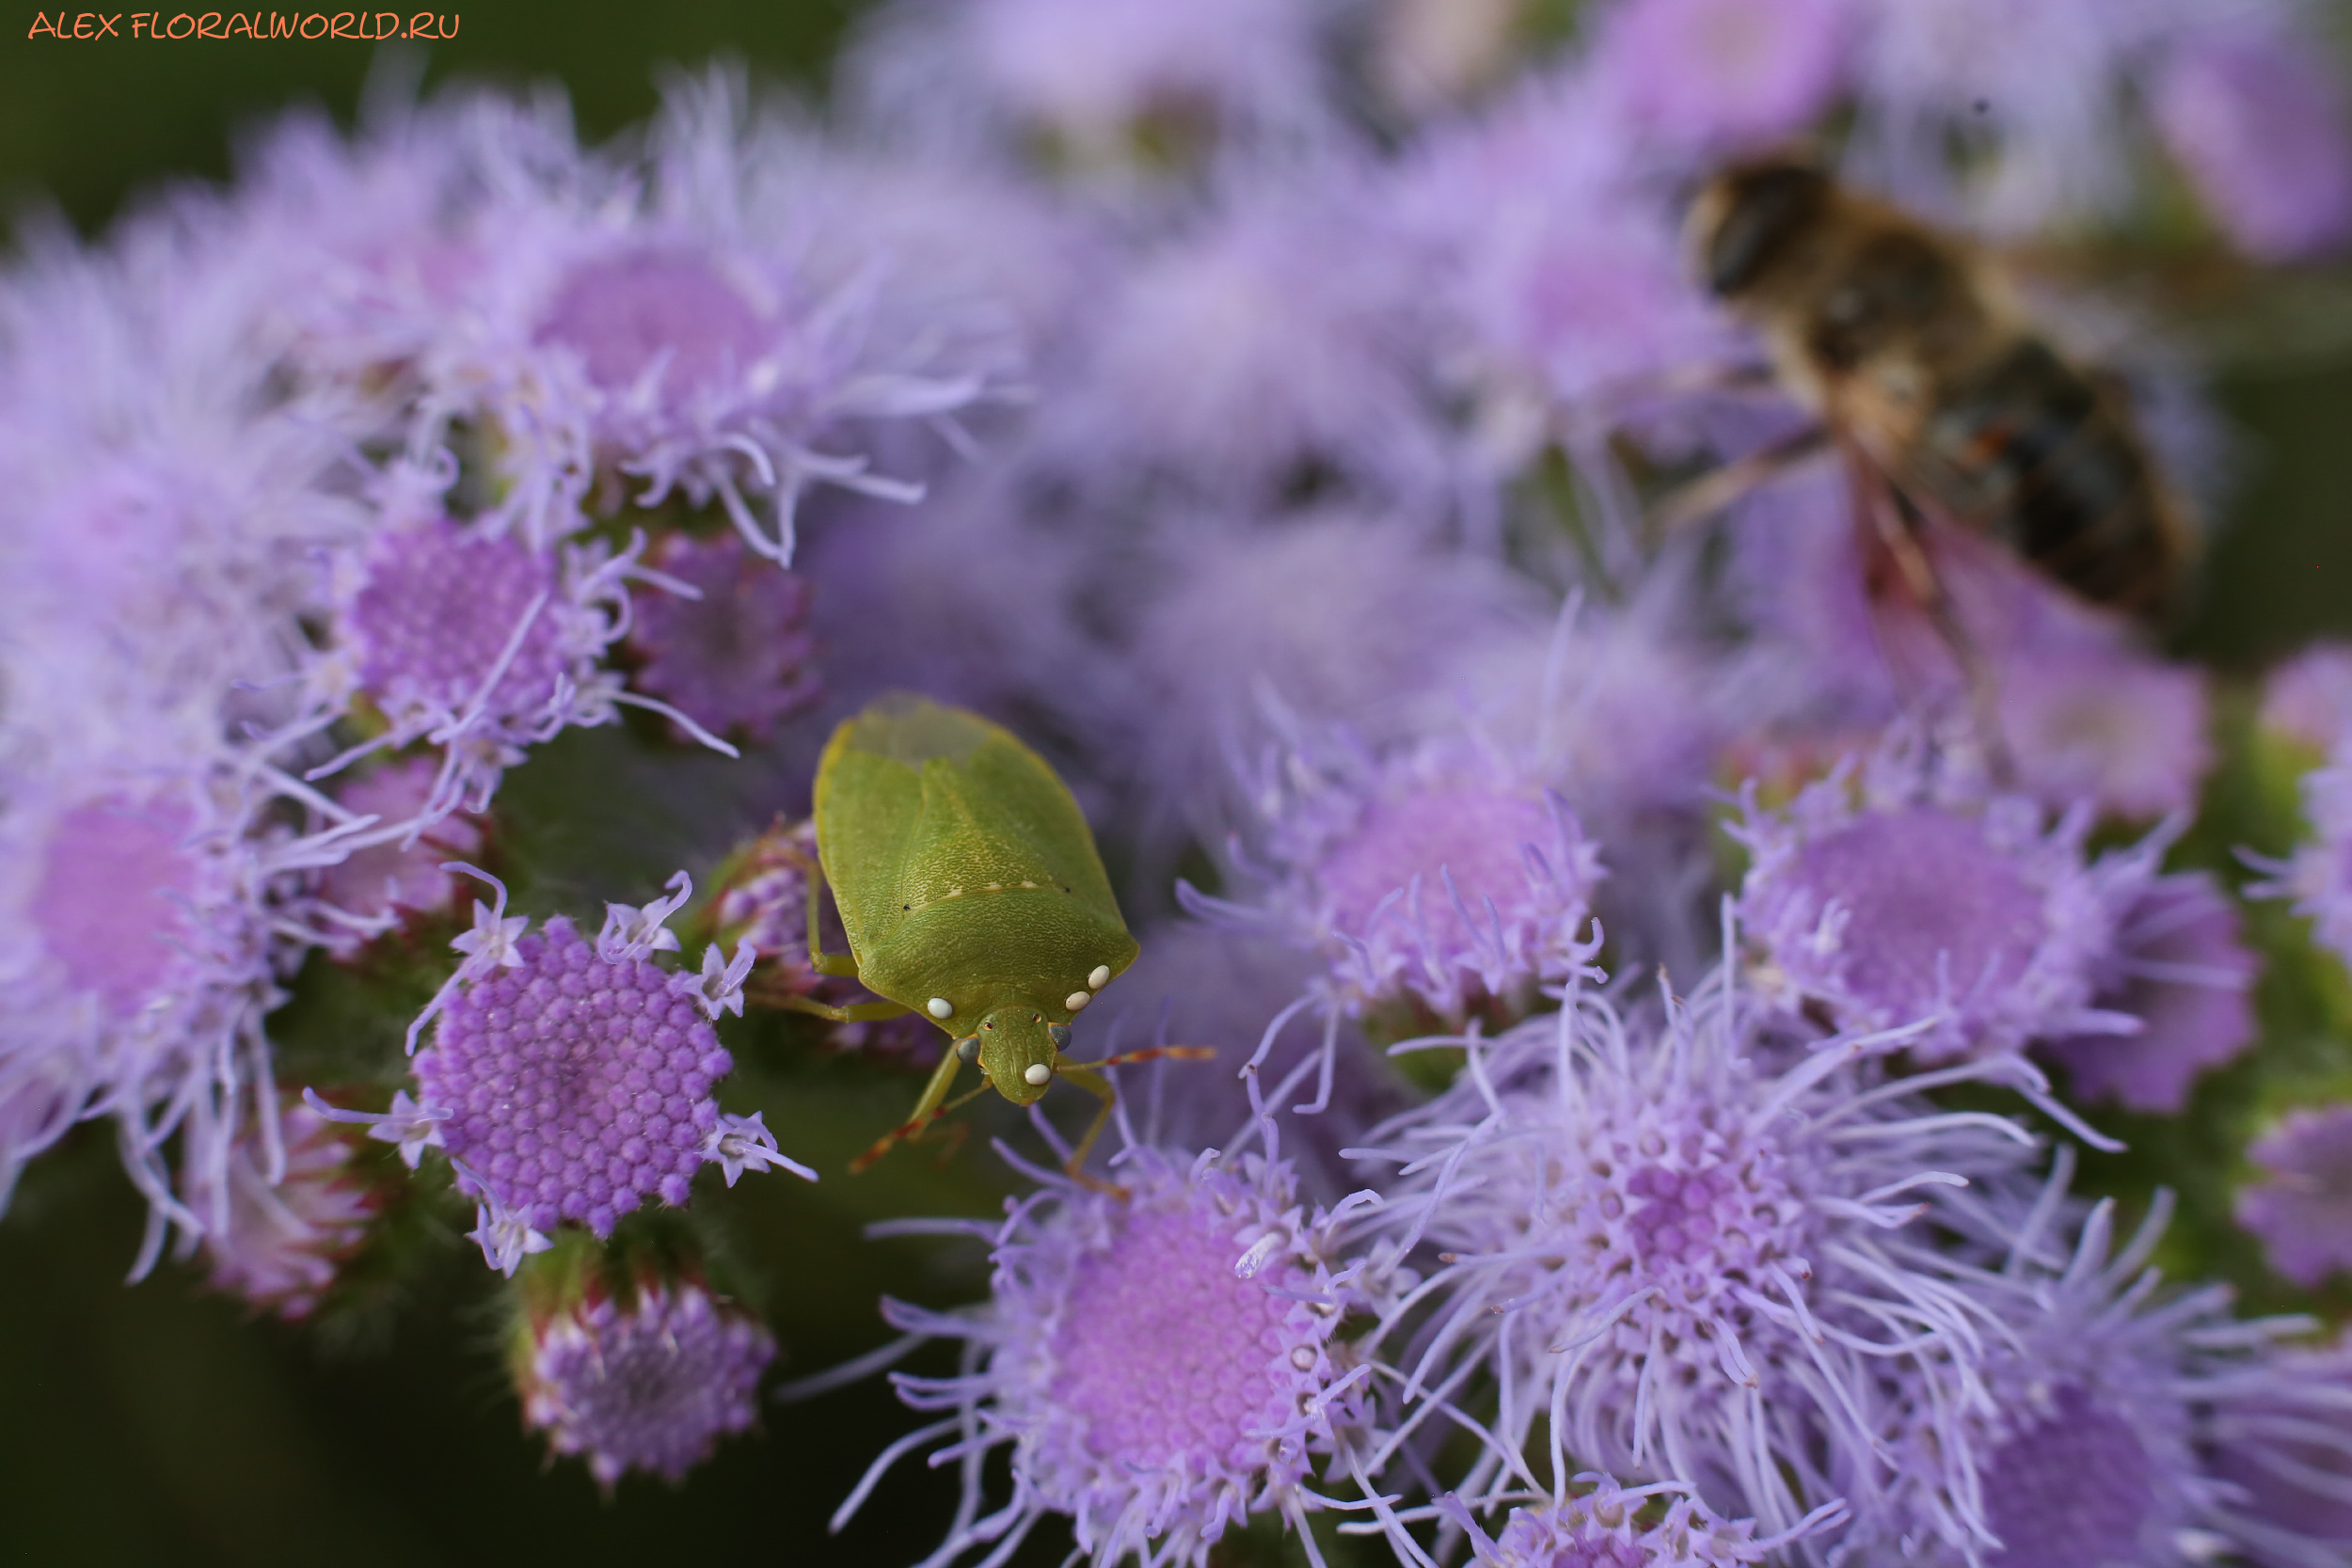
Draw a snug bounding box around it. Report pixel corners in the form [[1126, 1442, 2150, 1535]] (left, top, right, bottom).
[[519, 1278, 776, 1488]]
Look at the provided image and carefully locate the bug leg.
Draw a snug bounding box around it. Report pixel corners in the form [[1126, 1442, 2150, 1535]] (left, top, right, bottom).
[[849, 1045, 965, 1174], [1646, 424, 1832, 544], [1053, 1048, 1216, 1193], [772, 995, 915, 1023], [802, 854, 862, 979]]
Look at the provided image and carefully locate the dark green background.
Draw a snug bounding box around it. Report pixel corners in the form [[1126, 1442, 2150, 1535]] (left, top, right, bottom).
[[6, 7, 2352, 1567]]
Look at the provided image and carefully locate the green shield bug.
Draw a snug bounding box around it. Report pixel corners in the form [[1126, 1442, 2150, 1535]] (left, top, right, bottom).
[[780, 693, 1207, 1178]]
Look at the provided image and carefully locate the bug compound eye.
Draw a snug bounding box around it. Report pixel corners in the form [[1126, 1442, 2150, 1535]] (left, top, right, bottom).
[[1047, 1023, 1071, 1051], [955, 1037, 980, 1064]]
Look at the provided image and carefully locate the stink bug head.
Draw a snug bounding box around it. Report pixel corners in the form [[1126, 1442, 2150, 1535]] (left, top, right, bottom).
[[973, 1009, 1070, 1106]]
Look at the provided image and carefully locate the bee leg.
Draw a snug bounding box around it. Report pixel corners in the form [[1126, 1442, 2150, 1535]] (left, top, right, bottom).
[[802, 855, 863, 978], [1851, 460, 2019, 785], [850, 1046, 966, 1174], [1647, 424, 1833, 543]]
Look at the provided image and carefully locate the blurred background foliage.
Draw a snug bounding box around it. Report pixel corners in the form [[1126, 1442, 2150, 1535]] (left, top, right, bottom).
[[6, 3, 2352, 1566]]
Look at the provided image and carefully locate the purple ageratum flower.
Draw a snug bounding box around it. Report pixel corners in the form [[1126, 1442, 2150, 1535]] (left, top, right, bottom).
[[1041, 168, 1454, 510], [203, 1096, 377, 1318], [847, 0, 1343, 189], [2152, 23, 2352, 262], [1442, 1474, 1850, 1567], [2264, 641, 2352, 754], [2236, 1105, 2352, 1290], [0, 776, 337, 1274], [314, 756, 485, 942], [1590, 0, 1854, 154], [519, 1278, 776, 1488], [1189, 730, 1604, 1022], [1346, 964, 2058, 1543], [382, 73, 993, 562], [627, 531, 820, 744], [1856, 1163, 2352, 1567], [1396, 73, 1731, 451], [2205, 1330, 2352, 1568], [314, 511, 728, 818], [1728, 741, 2156, 1063], [839, 1144, 1377, 1568], [2040, 872, 2255, 1114], [2247, 754, 2352, 974], [366, 868, 808, 1270]]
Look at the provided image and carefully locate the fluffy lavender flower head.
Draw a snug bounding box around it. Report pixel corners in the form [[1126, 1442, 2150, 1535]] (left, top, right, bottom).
[[1348, 965, 2051, 1539], [2264, 641, 2352, 753], [1046, 175, 1449, 507], [2237, 1105, 2352, 1290], [1450, 1474, 1847, 1567], [2248, 755, 2352, 974], [1194, 733, 1603, 1021], [521, 1279, 775, 1487], [628, 531, 820, 743], [1729, 747, 2151, 1061], [1593, 0, 1853, 153], [1862, 1169, 2352, 1567], [2041, 872, 2255, 1114], [2153, 24, 2352, 262], [315, 757, 485, 936], [2206, 1330, 2352, 1567], [413, 913, 733, 1240], [203, 1097, 376, 1318], [850, 1145, 1368, 1567]]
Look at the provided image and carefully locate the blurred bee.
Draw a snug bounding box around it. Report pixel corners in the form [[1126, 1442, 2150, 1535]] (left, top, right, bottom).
[[1665, 156, 2195, 743]]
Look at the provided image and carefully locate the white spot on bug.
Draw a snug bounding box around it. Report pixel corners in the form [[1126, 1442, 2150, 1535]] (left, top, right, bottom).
[[1088, 965, 1111, 990], [984, 882, 1001, 891], [1021, 880, 1037, 888], [1024, 1063, 1052, 1085], [927, 998, 953, 1020], [1066, 991, 1090, 1011], [948, 887, 963, 897]]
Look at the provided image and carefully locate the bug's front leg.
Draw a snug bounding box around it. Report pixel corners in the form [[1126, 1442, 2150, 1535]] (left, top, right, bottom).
[[1055, 1048, 1214, 1193], [772, 994, 915, 1023], [849, 1039, 967, 1174], [802, 853, 863, 978]]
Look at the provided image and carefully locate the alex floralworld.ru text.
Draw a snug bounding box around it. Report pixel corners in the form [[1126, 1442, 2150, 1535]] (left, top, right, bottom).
[[26, 10, 456, 39]]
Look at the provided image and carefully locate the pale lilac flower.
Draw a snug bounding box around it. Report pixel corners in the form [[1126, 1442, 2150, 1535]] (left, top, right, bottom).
[[703, 1111, 814, 1186], [2246, 755, 2352, 973], [2264, 641, 2352, 754], [2041, 873, 2256, 1114], [1857, 1164, 2352, 1567], [1189, 731, 1604, 1021], [1441, 1474, 1849, 1567], [314, 757, 485, 937], [838, 1143, 1377, 1567], [2236, 1105, 2352, 1290], [596, 871, 692, 963], [1994, 638, 2211, 822], [849, 0, 1343, 189], [302, 1086, 447, 1169], [677, 941, 759, 1022], [627, 532, 821, 744], [0, 777, 328, 1273], [2153, 24, 2352, 262], [203, 1096, 377, 1319], [1591, 0, 1853, 153], [1729, 741, 2156, 1062], [707, 817, 827, 996], [2206, 1330, 2352, 1568], [1348, 962, 2057, 1542], [521, 1278, 775, 1488], [1042, 170, 1453, 509]]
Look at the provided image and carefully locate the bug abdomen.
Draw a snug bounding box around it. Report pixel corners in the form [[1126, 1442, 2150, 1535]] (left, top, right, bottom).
[[1914, 339, 2179, 617]]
